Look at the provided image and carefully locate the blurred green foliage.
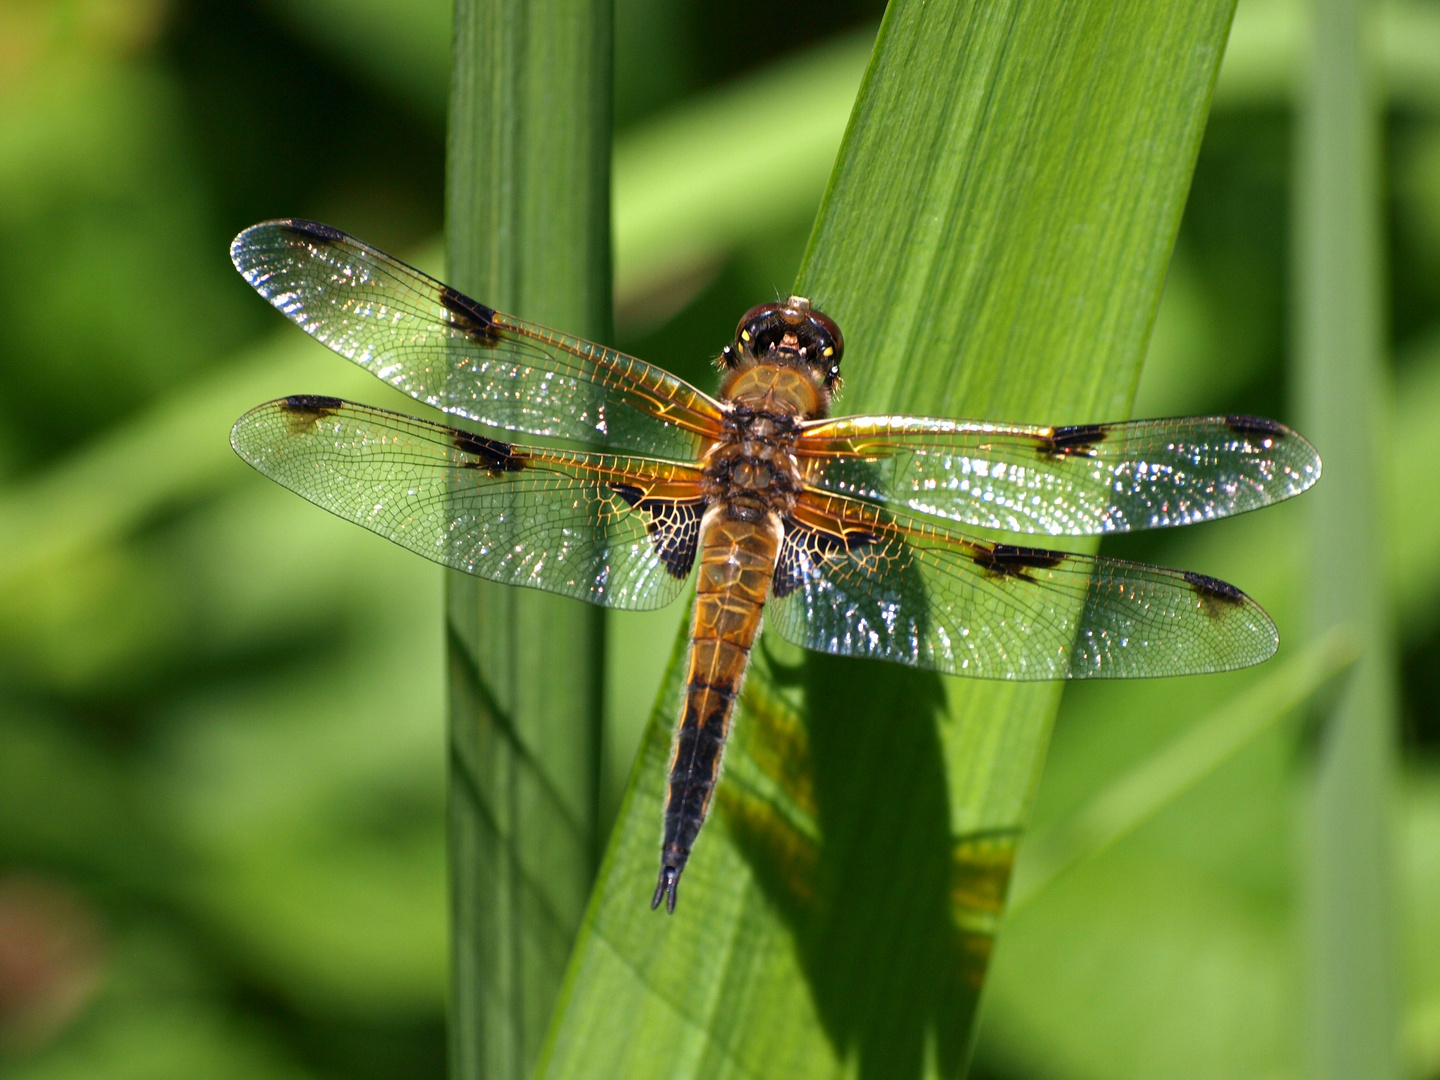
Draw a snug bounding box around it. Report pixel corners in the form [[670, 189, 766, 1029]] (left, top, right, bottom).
[[1, 1, 1439, 1079]]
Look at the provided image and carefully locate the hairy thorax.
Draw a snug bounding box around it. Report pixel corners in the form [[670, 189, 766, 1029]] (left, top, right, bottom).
[[704, 363, 827, 524]]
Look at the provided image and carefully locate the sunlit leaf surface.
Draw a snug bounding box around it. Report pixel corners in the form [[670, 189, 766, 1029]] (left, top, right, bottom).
[[537, 2, 1237, 1078]]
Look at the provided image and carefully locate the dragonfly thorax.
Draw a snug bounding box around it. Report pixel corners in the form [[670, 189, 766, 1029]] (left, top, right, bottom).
[[720, 362, 829, 421], [703, 401, 803, 522]]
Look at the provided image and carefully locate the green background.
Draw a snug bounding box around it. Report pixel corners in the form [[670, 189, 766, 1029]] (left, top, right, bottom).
[[1, 1, 1438, 1079]]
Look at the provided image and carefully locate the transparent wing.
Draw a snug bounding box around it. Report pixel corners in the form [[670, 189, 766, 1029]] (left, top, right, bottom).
[[231, 220, 726, 458], [767, 490, 1277, 680], [794, 413, 1320, 535], [231, 396, 707, 610]]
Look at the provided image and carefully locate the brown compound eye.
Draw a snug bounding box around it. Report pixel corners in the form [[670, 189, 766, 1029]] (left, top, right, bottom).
[[806, 307, 844, 369], [734, 302, 787, 348], [732, 298, 845, 387]]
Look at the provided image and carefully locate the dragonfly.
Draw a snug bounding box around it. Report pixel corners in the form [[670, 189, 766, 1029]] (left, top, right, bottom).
[[229, 219, 1321, 914]]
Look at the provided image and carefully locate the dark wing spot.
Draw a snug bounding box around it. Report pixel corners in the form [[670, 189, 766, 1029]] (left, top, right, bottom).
[[452, 431, 524, 473], [279, 394, 344, 417], [1184, 570, 1247, 618], [772, 518, 877, 598], [609, 485, 704, 579], [647, 501, 704, 579], [611, 483, 644, 508], [439, 285, 501, 345], [772, 547, 805, 598], [1040, 423, 1108, 459], [276, 219, 346, 243], [971, 543, 1067, 582], [278, 395, 344, 434], [1224, 415, 1288, 441]]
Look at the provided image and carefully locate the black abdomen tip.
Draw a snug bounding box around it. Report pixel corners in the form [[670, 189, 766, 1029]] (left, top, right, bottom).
[[652, 865, 680, 914]]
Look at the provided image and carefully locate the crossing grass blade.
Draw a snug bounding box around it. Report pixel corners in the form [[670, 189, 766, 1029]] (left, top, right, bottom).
[[534, 2, 1239, 1078], [1009, 626, 1361, 911], [445, 1, 612, 1078]]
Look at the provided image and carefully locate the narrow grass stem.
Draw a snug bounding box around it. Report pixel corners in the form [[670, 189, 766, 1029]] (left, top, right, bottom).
[[445, 3, 611, 1078], [1295, 0, 1400, 1076]]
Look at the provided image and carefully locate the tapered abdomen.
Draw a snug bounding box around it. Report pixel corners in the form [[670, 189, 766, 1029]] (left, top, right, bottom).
[[652, 507, 781, 912]]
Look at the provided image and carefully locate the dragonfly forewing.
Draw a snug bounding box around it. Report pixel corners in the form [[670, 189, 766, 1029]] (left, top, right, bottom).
[[231, 220, 726, 459], [795, 414, 1320, 535]]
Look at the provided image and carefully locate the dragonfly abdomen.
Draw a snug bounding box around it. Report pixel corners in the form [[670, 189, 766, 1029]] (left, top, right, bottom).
[[652, 507, 780, 913]]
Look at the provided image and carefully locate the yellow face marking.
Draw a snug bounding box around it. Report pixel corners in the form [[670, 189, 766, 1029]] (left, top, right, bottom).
[[741, 329, 751, 341]]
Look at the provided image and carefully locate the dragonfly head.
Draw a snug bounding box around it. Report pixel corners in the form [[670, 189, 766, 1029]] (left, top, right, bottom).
[[722, 296, 844, 390]]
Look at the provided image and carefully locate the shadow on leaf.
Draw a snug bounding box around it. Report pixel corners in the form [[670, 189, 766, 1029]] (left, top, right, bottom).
[[722, 649, 1014, 1080]]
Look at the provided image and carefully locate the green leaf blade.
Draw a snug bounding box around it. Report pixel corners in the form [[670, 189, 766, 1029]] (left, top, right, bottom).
[[537, 1, 1239, 1078]]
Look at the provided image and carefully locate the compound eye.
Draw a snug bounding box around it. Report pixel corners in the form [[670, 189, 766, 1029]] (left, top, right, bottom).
[[735, 302, 785, 344], [808, 309, 844, 365]]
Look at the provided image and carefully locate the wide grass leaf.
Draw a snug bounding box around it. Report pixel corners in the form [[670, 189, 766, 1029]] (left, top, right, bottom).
[[535, 2, 1236, 1079]]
